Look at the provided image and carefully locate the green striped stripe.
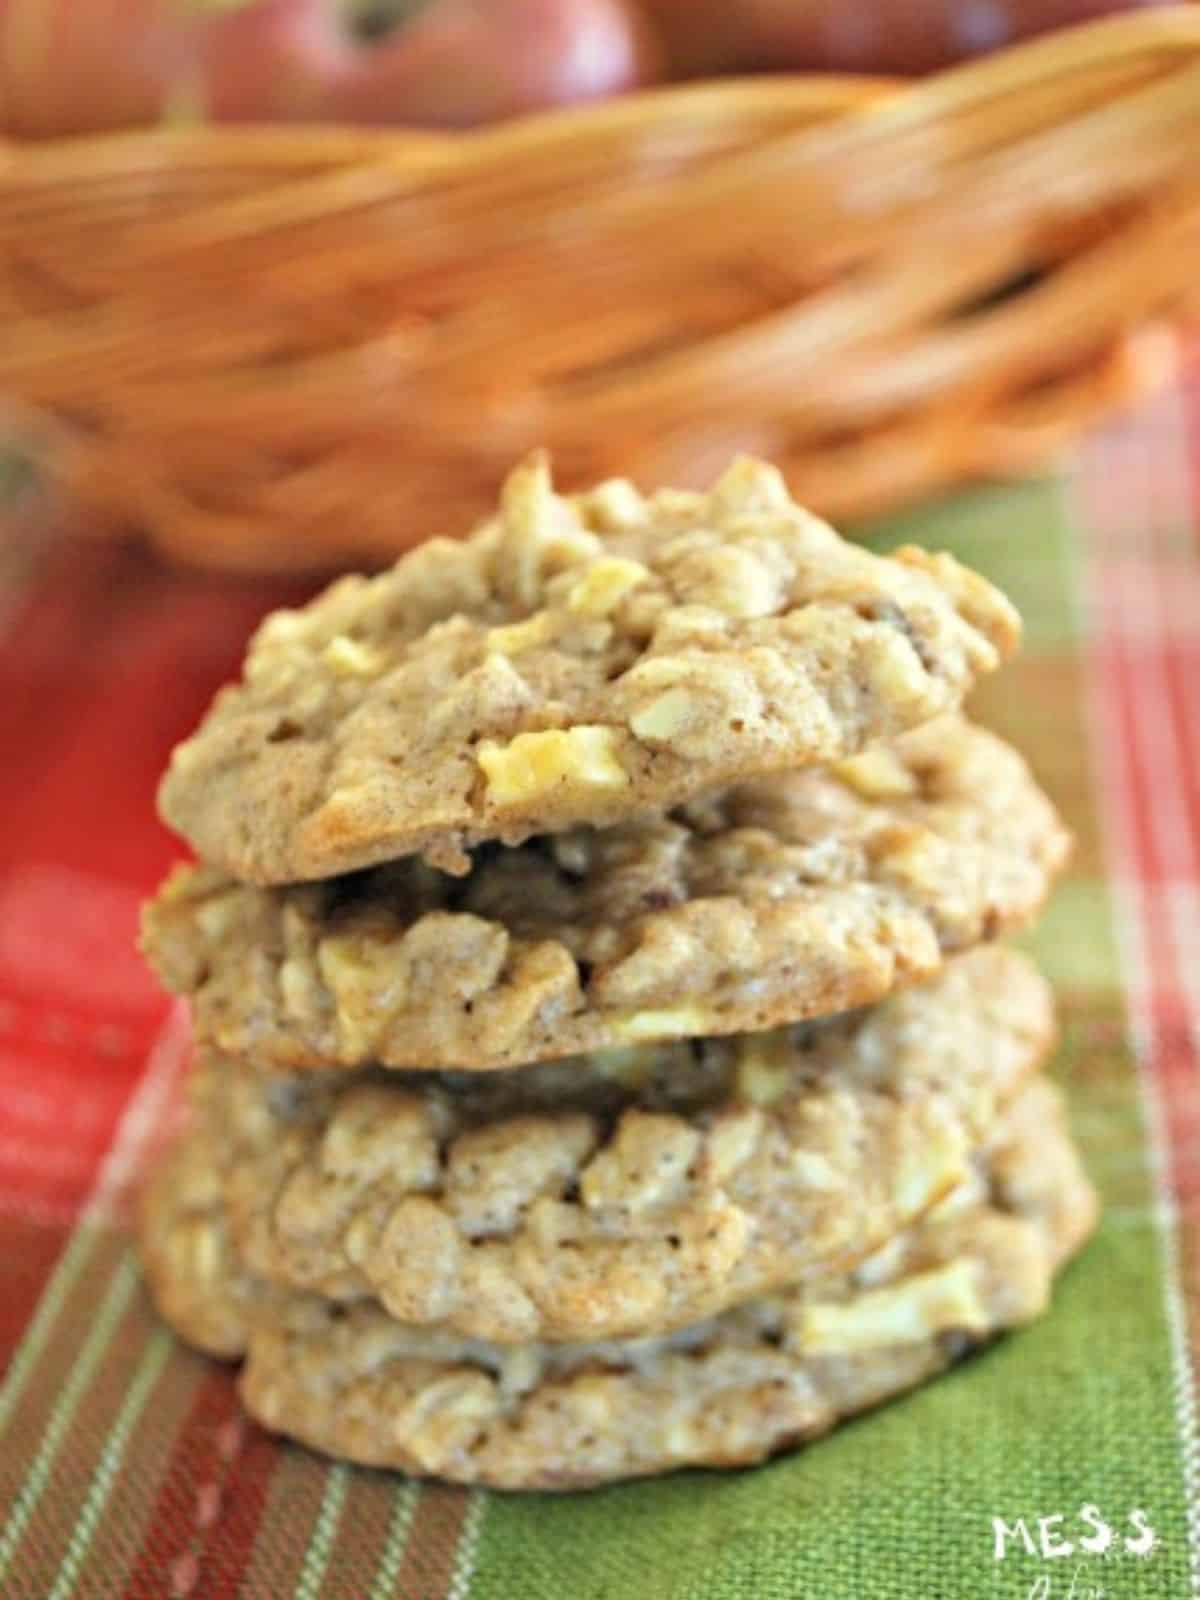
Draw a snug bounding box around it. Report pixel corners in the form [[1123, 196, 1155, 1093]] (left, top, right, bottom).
[[368, 1483, 422, 1600], [446, 1492, 487, 1600], [294, 1465, 350, 1600], [0, 1251, 139, 1579], [44, 1330, 173, 1600], [0, 1222, 107, 1433]]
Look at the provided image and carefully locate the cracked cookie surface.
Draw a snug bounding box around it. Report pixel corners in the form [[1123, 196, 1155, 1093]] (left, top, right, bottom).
[[172, 948, 1049, 1343], [144, 718, 1069, 1073], [157, 457, 1020, 883], [138, 1079, 1096, 1489]]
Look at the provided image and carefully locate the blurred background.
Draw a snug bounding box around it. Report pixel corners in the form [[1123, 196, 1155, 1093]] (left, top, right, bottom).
[[0, 0, 1184, 134], [0, 0, 1198, 576]]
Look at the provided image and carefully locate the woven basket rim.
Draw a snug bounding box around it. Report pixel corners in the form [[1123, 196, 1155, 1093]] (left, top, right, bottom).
[[0, 74, 897, 179], [2, 6, 1198, 571]]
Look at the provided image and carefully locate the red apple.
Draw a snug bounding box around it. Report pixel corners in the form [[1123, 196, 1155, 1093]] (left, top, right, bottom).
[[641, 0, 1171, 77], [0, 0, 658, 137], [199, 0, 660, 125], [319, 0, 662, 126], [0, 0, 191, 135]]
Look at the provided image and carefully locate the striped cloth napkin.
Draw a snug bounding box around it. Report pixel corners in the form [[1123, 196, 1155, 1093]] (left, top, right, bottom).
[[0, 371, 1198, 1599]]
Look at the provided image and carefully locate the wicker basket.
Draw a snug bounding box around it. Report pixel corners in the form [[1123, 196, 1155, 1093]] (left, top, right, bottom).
[[2, 9, 1199, 573]]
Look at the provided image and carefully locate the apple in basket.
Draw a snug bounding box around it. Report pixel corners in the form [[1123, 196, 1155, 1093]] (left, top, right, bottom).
[[0, 0, 659, 137], [640, 0, 1169, 75]]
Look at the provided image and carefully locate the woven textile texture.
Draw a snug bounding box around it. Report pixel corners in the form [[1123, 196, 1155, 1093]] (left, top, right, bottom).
[[0, 368, 1198, 1597]]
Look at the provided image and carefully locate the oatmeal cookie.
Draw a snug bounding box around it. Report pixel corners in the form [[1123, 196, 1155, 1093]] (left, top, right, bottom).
[[144, 718, 1069, 1073], [183, 948, 1048, 1343], [138, 1079, 1097, 1488], [157, 457, 1020, 882]]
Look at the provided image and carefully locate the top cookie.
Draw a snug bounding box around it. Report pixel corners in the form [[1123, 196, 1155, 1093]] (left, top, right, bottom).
[[158, 456, 1020, 882]]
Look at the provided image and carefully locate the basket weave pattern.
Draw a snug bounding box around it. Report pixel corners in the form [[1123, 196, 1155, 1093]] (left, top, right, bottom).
[[2, 12, 1199, 572]]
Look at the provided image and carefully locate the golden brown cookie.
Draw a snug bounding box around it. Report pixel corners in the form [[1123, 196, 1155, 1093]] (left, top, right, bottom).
[[178, 947, 1054, 1343], [157, 457, 1020, 883], [144, 717, 1068, 1073], [138, 1078, 1097, 1489]]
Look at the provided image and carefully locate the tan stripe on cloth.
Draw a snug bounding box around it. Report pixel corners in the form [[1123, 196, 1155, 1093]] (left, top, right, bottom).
[[312, 1471, 418, 1599], [390, 1485, 478, 1600], [0, 1237, 141, 1580], [39, 1322, 210, 1595], [3, 1261, 179, 1592], [238, 1452, 351, 1595]]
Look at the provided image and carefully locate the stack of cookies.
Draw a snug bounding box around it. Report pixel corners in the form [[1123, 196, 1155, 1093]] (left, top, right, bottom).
[[139, 457, 1097, 1491]]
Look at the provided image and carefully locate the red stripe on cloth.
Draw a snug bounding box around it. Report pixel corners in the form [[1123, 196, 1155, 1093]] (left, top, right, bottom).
[[120, 1370, 251, 1600], [1095, 616, 1200, 1300], [0, 1027, 159, 1378], [1082, 402, 1200, 1308], [184, 1416, 281, 1600], [1186, 344, 1200, 531], [1164, 645, 1200, 852], [0, 1027, 148, 1221], [0, 1213, 71, 1370], [0, 539, 301, 889], [1078, 402, 1200, 1587], [0, 538, 305, 1370], [1103, 641, 1199, 886]]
